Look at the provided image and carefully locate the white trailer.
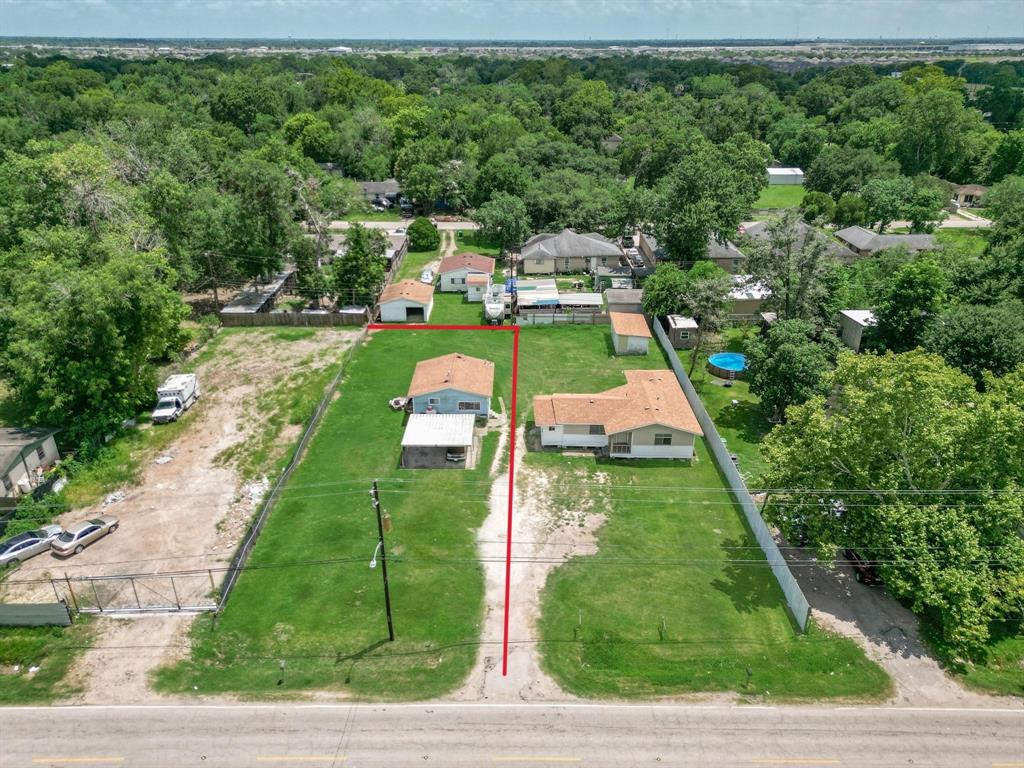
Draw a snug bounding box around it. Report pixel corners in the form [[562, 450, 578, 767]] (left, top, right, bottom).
[[151, 374, 200, 424]]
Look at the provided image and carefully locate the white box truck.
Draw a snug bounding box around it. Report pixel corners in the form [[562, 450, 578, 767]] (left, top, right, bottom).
[[151, 374, 200, 424]]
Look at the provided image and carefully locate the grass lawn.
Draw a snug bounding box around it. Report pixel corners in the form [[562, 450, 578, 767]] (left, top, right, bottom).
[[155, 329, 514, 700], [0, 621, 94, 704], [556, 275, 594, 291], [340, 209, 403, 223], [429, 292, 486, 325], [956, 630, 1024, 697], [517, 325, 886, 700], [397, 249, 440, 281], [936, 228, 988, 257], [454, 231, 501, 259], [754, 185, 805, 209], [679, 326, 771, 486]]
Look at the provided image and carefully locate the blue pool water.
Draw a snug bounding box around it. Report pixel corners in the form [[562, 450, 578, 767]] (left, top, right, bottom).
[[708, 352, 748, 372]]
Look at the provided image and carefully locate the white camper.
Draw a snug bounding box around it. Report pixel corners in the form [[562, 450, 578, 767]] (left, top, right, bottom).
[[151, 374, 200, 424]]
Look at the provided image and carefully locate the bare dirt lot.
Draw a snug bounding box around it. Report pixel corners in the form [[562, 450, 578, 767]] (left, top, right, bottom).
[[2, 327, 359, 702]]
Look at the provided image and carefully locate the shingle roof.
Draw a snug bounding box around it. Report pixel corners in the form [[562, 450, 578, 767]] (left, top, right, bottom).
[[438, 253, 496, 275], [408, 353, 495, 399], [521, 228, 622, 260], [379, 280, 434, 305], [834, 226, 935, 253], [742, 219, 858, 262], [0, 427, 57, 475], [610, 312, 652, 339], [605, 288, 644, 305], [707, 238, 746, 262], [533, 370, 702, 436], [358, 178, 400, 195]]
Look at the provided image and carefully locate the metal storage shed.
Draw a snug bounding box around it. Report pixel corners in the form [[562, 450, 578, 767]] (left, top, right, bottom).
[[401, 414, 477, 469]]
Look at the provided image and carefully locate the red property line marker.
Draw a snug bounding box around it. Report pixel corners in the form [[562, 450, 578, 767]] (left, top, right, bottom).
[[367, 322, 520, 677]]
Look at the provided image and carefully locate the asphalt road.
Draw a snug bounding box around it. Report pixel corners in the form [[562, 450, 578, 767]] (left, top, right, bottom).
[[3, 704, 1022, 768]]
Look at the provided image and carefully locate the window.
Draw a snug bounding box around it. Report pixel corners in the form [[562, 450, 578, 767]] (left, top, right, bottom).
[[427, 397, 440, 406], [588, 425, 605, 435], [547, 426, 556, 432], [678, 331, 690, 340], [654, 433, 673, 446], [36, 445, 45, 461], [458, 401, 480, 411], [2, 475, 11, 492]]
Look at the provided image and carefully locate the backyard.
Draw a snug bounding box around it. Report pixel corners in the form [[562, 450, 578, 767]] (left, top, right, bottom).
[[754, 184, 805, 209], [516, 325, 886, 699], [156, 328, 514, 700]]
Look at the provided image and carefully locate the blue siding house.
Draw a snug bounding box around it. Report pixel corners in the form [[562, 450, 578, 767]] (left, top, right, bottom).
[[407, 353, 494, 416]]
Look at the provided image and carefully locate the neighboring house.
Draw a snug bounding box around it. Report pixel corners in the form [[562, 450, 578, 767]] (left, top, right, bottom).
[[666, 315, 698, 349], [386, 233, 409, 271], [953, 184, 988, 208], [730, 276, 771, 319], [593, 264, 635, 290], [766, 167, 804, 185], [741, 219, 858, 264], [602, 133, 623, 153], [379, 280, 434, 323], [1, 428, 60, 499], [514, 278, 560, 312], [438, 253, 496, 293], [401, 413, 476, 469], [834, 226, 936, 256], [605, 288, 644, 314], [357, 178, 401, 205], [839, 309, 877, 352], [220, 271, 296, 317], [637, 231, 664, 267], [520, 229, 622, 274], [609, 312, 652, 356], [407, 353, 495, 416], [533, 370, 703, 459], [707, 238, 747, 274]]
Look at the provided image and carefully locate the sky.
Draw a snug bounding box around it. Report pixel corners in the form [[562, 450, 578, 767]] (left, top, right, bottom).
[[0, 0, 1022, 42]]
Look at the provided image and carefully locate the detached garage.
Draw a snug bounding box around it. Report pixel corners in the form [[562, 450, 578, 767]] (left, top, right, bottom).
[[379, 280, 434, 323], [401, 414, 476, 469], [609, 311, 652, 356]]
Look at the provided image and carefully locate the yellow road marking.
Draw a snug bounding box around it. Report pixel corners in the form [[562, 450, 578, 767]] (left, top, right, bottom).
[[32, 760, 125, 765], [992, 763, 1024, 768], [492, 759, 582, 764], [750, 761, 841, 766], [256, 759, 345, 763]]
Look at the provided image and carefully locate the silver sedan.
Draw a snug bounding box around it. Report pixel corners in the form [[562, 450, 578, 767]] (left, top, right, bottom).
[[0, 524, 63, 567], [50, 516, 119, 557]]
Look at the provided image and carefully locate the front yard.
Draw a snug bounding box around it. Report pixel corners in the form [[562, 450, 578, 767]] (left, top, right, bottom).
[[517, 325, 887, 700], [156, 329, 513, 700]]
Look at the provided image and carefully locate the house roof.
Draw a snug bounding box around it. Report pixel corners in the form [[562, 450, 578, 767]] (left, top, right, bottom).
[[0, 427, 57, 475], [401, 414, 475, 448], [408, 353, 495, 399], [604, 288, 644, 305], [379, 280, 434, 306], [741, 219, 858, 262], [667, 315, 698, 330], [840, 309, 877, 327], [834, 226, 935, 253], [610, 312, 652, 339], [955, 184, 988, 195], [767, 167, 804, 177], [707, 238, 746, 262], [358, 178, 400, 195], [521, 228, 622, 260], [466, 273, 490, 285], [533, 370, 702, 436], [730, 275, 771, 301], [438, 253, 495, 276]]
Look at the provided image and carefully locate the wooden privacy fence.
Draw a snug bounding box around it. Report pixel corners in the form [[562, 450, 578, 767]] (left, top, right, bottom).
[[220, 309, 369, 328], [652, 319, 811, 631]]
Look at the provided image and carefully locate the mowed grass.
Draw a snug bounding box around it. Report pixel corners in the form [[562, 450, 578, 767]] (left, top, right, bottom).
[[957, 631, 1024, 697], [0, 621, 94, 704], [754, 185, 805, 209], [680, 325, 771, 485], [155, 329, 514, 700], [430, 292, 486, 325], [517, 325, 886, 699], [397, 249, 440, 281], [455, 231, 501, 259]]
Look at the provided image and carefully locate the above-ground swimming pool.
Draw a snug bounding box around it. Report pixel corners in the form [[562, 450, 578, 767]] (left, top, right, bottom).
[[707, 352, 748, 379]]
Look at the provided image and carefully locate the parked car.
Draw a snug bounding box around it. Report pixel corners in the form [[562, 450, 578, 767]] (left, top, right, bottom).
[[420, 269, 435, 285], [844, 548, 883, 585], [622, 235, 635, 248], [0, 525, 62, 567], [51, 516, 119, 557]]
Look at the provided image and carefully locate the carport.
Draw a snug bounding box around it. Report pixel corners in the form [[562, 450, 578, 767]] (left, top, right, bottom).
[[401, 414, 477, 469]]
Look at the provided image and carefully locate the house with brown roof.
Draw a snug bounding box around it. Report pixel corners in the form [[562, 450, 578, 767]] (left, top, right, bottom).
[[379, 280, 434, 323], [407, 353, 495, 416], [438, 253, 496, 293], [533, 370, 703, 459], [609, 312, 652, 356]]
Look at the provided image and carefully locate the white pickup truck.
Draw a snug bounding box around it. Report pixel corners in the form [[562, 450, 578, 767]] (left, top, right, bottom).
[[151, 374, 200, 424]]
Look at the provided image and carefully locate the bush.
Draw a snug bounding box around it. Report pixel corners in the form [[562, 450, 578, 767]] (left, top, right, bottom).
[[408, 216, 441, 251], [2, 493, 70, 539], [801, 191, 835, 223], [832, 194, 870, 228]]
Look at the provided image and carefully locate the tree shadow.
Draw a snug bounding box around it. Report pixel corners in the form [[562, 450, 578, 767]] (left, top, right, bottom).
[[714, 400, 772, 446], [710, 536, 786, 615]]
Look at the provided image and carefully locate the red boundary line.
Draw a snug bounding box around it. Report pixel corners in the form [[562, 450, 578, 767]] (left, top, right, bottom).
[[368, 322, 519, 677]]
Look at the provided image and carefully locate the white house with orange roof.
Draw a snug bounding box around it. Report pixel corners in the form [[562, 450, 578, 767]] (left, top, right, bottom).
[[609, 311, 652, 355], [438, 253, 496, 293], [407, 353, 495, 416], [533, 370, 703, 459], [379, 280, 434, 322]]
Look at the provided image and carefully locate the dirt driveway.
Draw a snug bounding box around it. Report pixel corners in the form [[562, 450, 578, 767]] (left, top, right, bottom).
[[2, 327, 359, 702]]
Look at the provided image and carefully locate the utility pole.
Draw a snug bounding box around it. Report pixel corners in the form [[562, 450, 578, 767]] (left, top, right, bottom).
[[370, 480, 395, 642], [205, 251, 220, 310]]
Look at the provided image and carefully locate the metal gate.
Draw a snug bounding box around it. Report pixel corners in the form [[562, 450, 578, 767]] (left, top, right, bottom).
[[52, 570, 219, 614]]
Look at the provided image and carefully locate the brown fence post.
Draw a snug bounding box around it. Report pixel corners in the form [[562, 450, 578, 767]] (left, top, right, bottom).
[[130, 577, 141, 610], [171, 576, 181, 610], [64, 573, 79, 613], [91, 579, 103, 612]]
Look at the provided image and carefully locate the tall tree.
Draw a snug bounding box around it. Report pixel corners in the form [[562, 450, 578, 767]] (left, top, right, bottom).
[[872, 258, 947, 352], [474, 193, 531, 251], [329, 223, 386, 306]]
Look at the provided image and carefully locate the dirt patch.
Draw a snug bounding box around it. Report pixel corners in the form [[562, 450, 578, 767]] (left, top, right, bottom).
[[3, 328, 359, 703], [451, 427, 603, 703]]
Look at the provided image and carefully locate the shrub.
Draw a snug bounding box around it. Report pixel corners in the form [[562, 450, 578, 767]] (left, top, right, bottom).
[[408, 216, 441, 251]]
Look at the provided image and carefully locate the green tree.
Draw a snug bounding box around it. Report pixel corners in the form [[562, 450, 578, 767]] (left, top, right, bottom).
[[329, 224, 386, 306], [800, 191, 835, 224], [407, 216, 441, 252], [922, 301, 1024, 389], [680, 261, 734, 376], [805, 145, 899, 199], [746, 319, 840, 422], [474, 193, 531, 251], [861, 176, 914, 233], [641, 262, 688, 317], [402, 163, 442, 214], [832, 194, 871, 228], [471, 152, 529, 207], [872, 258, 947, 352]]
